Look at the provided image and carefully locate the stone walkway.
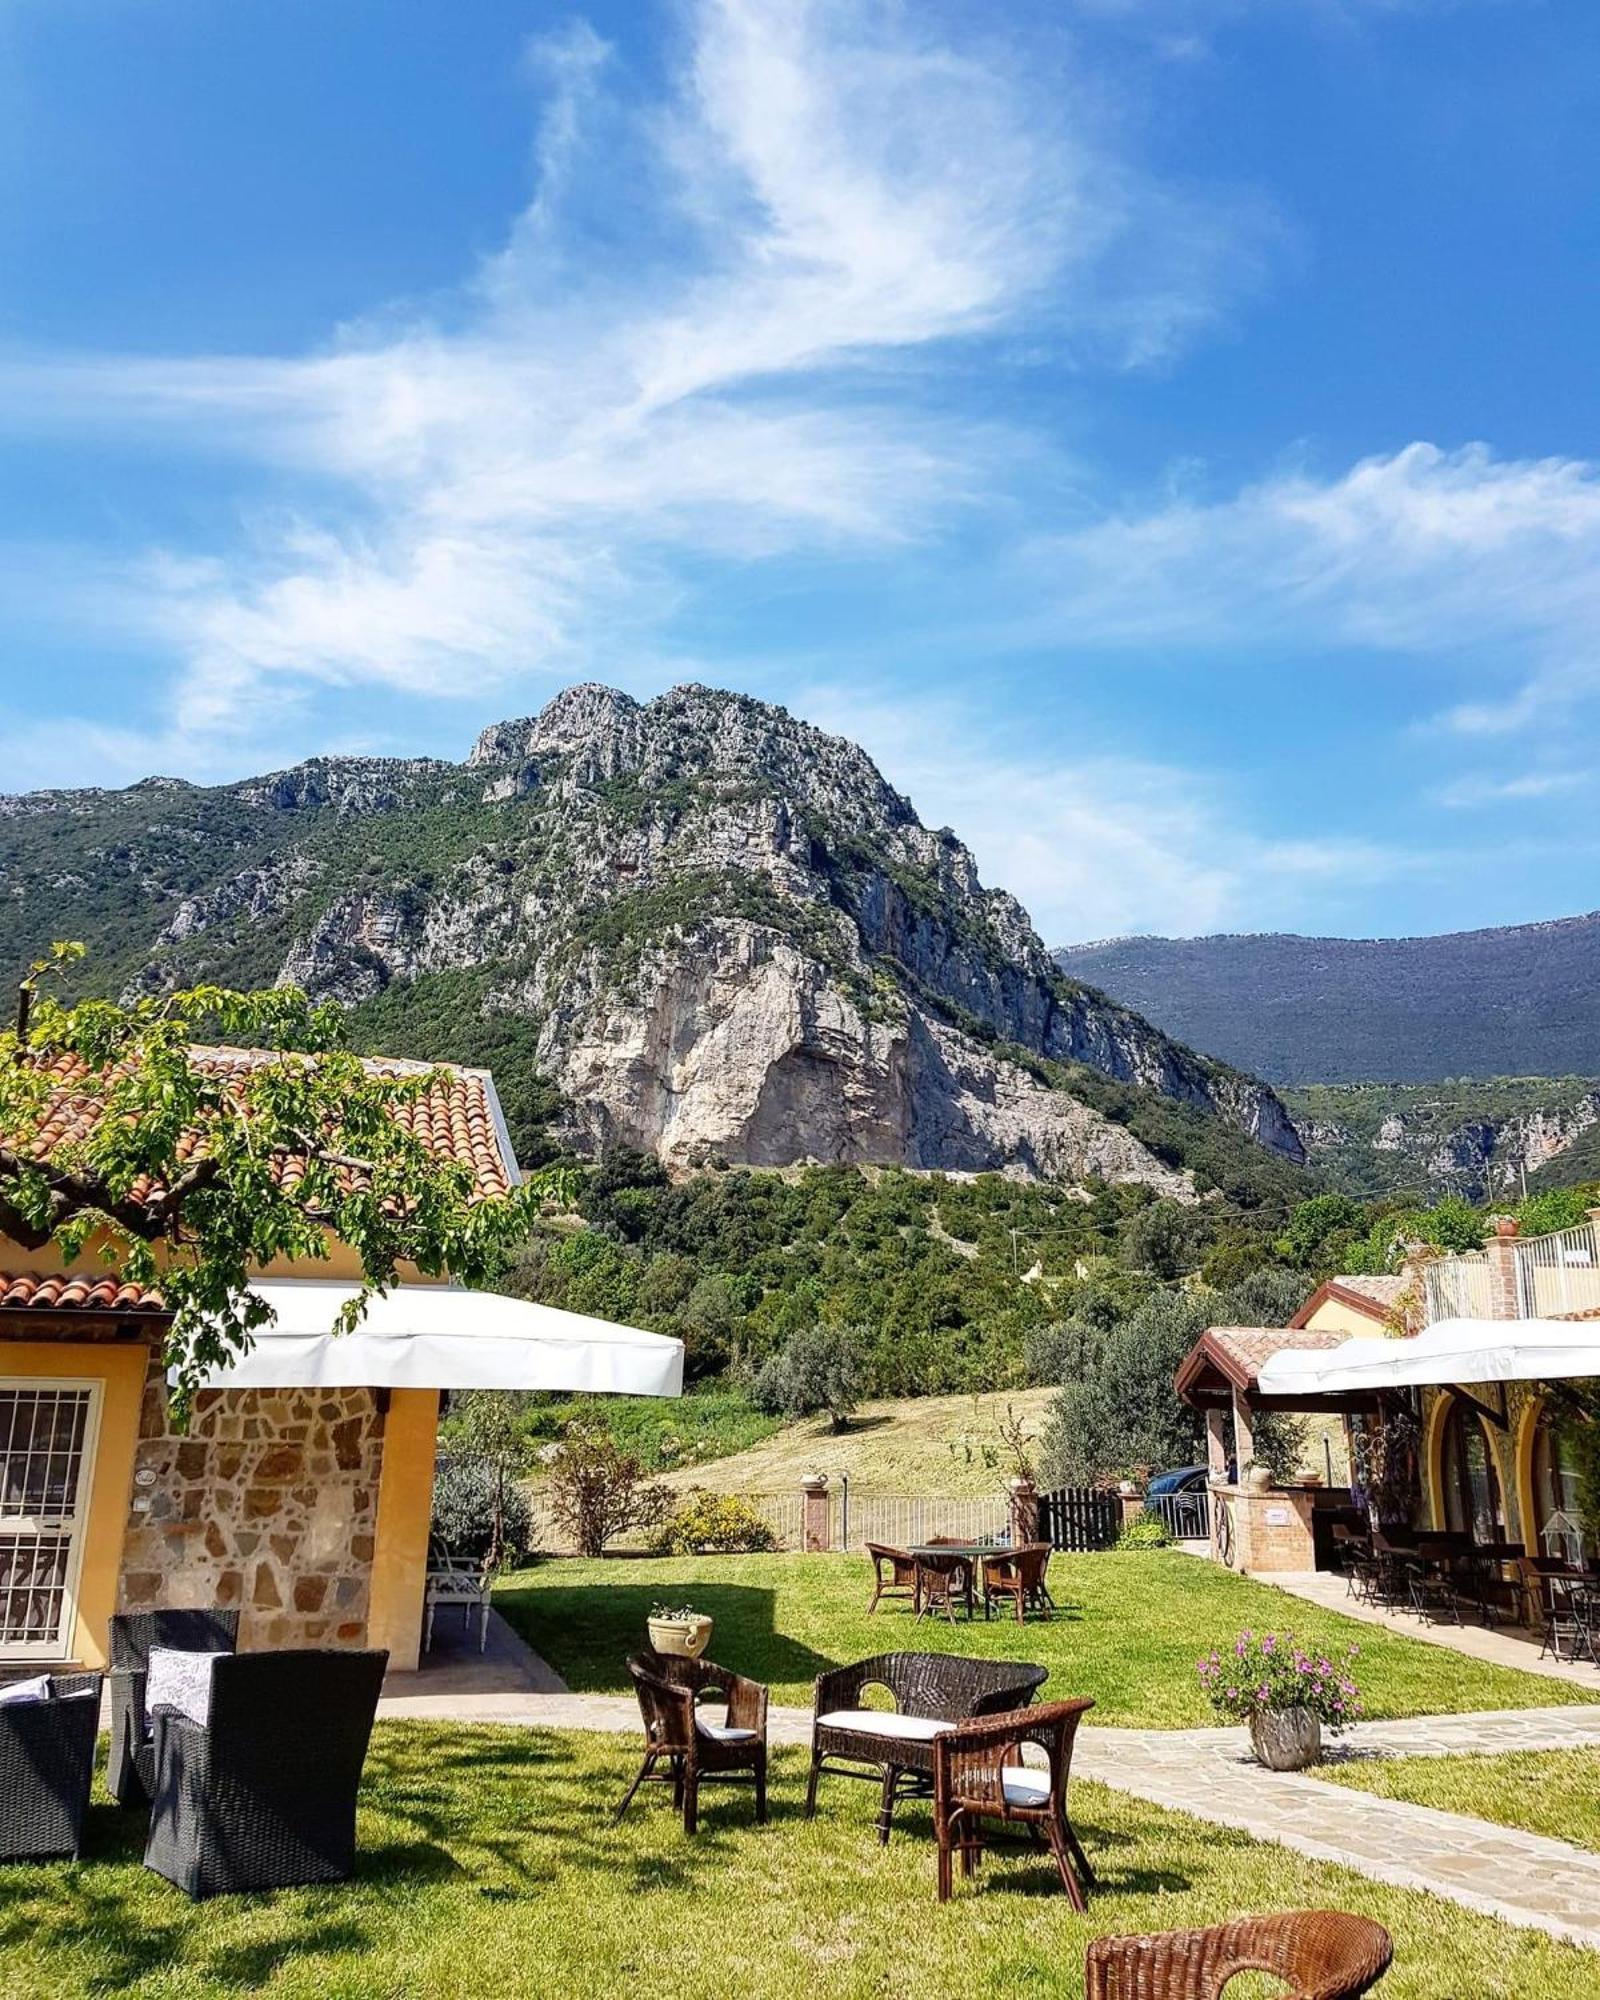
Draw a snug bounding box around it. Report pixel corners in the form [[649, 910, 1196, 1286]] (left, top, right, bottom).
[[378, 1615, 1600, 1950], [1267, 1567, 1600, 1688]]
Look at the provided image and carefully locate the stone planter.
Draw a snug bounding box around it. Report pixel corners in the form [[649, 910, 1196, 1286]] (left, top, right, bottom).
[[1245, 1463, 1274, 1494], [1249, 1708, 1322, 1771], [647, 1613, 713, 1660]]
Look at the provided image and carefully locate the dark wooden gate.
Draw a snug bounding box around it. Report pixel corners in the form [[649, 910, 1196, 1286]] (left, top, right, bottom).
[[1037, 1486, 1121, 1552]]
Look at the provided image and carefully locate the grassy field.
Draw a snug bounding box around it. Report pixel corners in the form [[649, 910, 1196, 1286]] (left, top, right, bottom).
[[2, 1725, 1597, 1999], [495, 1552, 1599, 1727], [1316, 1747, 1600, 1852], [653, 1388, 1058, 1499]]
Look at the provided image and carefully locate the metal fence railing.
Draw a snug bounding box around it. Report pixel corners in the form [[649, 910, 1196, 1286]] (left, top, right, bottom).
[[1514, 1220, 1600, 1319], [1149, 1488, 1210, 1543]]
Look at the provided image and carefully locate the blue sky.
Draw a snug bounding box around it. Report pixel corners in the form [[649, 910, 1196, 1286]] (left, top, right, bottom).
[[1, 0, 1597, 945]]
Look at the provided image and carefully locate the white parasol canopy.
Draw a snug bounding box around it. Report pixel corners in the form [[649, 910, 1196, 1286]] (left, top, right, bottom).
[[188, 1280, 684, 1397], [1258, 1315, 1600, 1398]]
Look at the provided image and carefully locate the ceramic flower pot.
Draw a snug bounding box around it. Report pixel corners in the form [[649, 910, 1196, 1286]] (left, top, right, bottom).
[[1249, 1707, 1322, 1771], [647, 1614, 713, 1660]]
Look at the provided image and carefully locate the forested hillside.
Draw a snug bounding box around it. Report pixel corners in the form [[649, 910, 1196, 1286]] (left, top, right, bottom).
[[1056, 914, 1600, 1085]]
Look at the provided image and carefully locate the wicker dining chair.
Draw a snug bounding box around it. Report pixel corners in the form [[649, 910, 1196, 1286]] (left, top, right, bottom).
[[0, 1673, 102, 1861], [931, 1697, 1095, 1905], [980, 1544, 1055, 1624], [914, 1554, 972, 1624], [866, 1543, 919, 1613], [107, 1607, 241, 1807], [1084, 1909, 1393, 1999], [617, 1654, 768, 1835], [143, 1648, 387, 1898]]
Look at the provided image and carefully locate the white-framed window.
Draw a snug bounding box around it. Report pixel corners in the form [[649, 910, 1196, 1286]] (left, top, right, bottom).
[[0, 1379, 103, 1661]]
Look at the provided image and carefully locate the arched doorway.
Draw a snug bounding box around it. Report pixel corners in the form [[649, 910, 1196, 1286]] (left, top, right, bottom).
[[1438, 1396, 1506, 1543], [1529, 1407, 1587, 1562]]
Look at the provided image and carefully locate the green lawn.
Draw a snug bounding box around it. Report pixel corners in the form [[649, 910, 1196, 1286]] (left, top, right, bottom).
[[1316, 1747, 1600, 1852], [495, 1552, 1600, 1728], [3, 1725, 1597, 1999]]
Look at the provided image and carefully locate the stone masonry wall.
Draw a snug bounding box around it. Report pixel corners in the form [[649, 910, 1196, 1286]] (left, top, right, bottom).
[[118, 1350, 386, 1649]]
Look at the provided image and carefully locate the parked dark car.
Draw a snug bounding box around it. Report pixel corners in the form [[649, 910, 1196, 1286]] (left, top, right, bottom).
[[1147, 1465, 1209, 1497]]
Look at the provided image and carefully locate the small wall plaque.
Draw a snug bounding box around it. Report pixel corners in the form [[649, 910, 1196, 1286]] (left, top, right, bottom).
[[1265, 1507, 1290, 1526]]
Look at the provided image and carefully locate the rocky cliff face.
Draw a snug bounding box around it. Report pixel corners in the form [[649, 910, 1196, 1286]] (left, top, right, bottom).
[[0, 682, 1303, 1192]]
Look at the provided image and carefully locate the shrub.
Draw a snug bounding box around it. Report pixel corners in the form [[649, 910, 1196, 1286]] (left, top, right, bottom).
[[648, 1489, 780, 1556], [752, 1323, 866, 1431], [1115, 1513, 1170, 1551], [1198, 1630, 1362, 1733], [545, 1421, 672, 1557], [431, 1456, 534, 1567]]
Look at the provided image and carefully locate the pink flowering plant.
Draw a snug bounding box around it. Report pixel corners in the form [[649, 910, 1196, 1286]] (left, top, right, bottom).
[[1197, 1630, 1363, 1734]]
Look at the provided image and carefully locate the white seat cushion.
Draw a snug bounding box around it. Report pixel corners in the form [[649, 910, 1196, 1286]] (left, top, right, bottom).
[[147, 1647, 228, 1728], [695, 1718, 758, 1744], [0, 1675, 51, 1707], [816, 1709, 953, 1743], [1000, 1766, 1052, 1807]]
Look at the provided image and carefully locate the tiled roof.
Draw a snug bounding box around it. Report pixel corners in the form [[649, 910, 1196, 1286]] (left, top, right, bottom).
[[8, 1045, 518, 1206], [1332, 1274, 1406, 1308], [1288, 1274, 1408, 1330], [0, 1271, 167, 1314], [1176, 1322, 1353, 1402]]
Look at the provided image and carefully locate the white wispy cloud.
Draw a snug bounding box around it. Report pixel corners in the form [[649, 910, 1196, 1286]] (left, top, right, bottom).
[[793, 683, 1423, 940], [1027, 442, 1600, 734], [0, 0, 1268, 773]]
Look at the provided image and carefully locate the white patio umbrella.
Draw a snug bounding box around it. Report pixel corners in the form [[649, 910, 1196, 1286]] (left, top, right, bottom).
[[187, 1279, 683, 1398], [1258, 1316, 1600, 1397]]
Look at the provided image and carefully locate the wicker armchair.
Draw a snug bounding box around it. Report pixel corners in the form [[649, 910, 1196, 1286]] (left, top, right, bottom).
[[806, 1651, 1049, 1843], [142, 1648, 387, 1898], [108, 1608, 240, 1807], [1085, 1909, 1393, 1999], [616, 1654, 768, 1834], [981, 1543, 1055, 1623], [0, 1673, 101, 1861], [914, 1554, 973, 1624], [932, 1697, 1094, 1904], [866, 1543, 919, 1613]]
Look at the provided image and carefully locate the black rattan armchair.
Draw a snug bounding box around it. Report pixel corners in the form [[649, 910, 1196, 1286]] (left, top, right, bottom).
[[0, 1673, 101, 1861], [108, 1608, 240, 1808], [617, 1653, 769, 1834], [142, 1648, 387, 1898], [805, 1651, 1049, 1843]]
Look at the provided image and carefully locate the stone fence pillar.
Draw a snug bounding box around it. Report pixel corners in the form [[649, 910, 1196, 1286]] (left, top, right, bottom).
[[800, 1473, 831, 1553], [1008, 1476, 1039, 1546]]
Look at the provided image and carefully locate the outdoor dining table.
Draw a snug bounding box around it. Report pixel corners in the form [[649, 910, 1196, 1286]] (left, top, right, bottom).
[[906, 1543, 1003, 1620]]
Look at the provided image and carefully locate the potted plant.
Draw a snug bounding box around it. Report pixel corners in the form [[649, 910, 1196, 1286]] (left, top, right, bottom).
[[1198, 1630, 1361, 1770], [647, 1602, 714, 1660]]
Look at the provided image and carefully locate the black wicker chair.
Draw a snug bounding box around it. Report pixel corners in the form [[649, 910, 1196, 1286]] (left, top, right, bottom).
[[0, 1673, 102, 1861], [143, 1648, 387, 1898], [805, 1651, 1049, 1843], [108, 1608, 240, 1808]]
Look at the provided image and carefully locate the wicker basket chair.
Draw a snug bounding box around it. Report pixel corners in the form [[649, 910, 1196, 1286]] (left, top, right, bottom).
[[980, 1544, 1055, 1623], [142, 1648, 387, 1898], [617, 1654, 768, 1835], [806, 1651, 1048, 1843], [107, 1608, 240, 1807], [0, 1672, 102, 1861], [1084, 1909, 1393, 1999], [932, 1696, 1095, 1904], [865, 1543, 919, 1613]]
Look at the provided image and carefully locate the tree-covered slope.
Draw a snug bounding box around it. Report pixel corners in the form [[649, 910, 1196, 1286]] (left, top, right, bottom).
[[1056, 916, 1600, 1086], [0, 682, 1303, 1196]]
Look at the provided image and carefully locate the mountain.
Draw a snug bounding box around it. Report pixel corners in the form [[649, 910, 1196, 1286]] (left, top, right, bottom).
[[1283, 1078, 1600, 1200], [1055, 916, 1600, 1086], [0, 683, 1303, 1199]]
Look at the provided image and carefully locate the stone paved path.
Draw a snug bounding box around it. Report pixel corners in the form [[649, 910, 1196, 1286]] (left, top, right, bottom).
[[378, 1615, 1600, 1949], [1268, 1567, 1600, 1688]]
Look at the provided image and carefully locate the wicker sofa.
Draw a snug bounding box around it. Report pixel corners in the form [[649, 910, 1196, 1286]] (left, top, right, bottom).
[[805, 1651, 1048, 1842], [143, 1648, 387, 1898], [108, 1608, 241, 1808], [0, 1672, 102, 1861]]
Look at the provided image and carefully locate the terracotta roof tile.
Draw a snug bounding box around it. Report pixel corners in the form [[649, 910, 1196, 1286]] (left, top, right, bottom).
[[0, 1271, 167, 1314], [7, 1044, 517, 1206], [1206, 1324, 1352, 1383], [1331, 1274, 1407, 1308]]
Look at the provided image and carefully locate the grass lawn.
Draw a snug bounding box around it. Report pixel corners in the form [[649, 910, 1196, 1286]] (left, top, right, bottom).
[[1315, 1747, 1600, 1852], [495, 1552, 1600, 1727], [3, 1724, 1597, 1999]]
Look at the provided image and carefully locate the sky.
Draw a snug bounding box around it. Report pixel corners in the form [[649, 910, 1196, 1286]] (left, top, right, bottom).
[[1, 0, 1597, 946]]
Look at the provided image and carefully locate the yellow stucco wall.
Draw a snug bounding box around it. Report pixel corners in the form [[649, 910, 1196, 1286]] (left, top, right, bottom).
[[368, 1389, 440, 1674], [1302, 1296, 1389, 1339], [0, 1340, 149, 1668]]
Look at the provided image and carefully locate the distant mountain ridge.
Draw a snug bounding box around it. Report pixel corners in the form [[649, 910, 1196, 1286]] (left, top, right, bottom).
[[0, 682, 1304, 1198], [1055, 914, 1600, 1086]]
